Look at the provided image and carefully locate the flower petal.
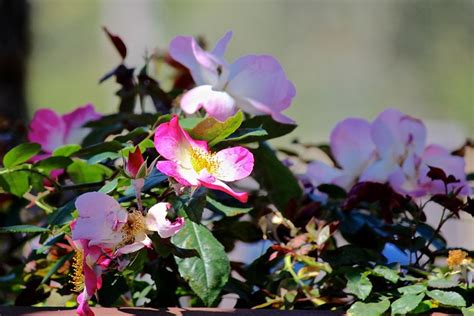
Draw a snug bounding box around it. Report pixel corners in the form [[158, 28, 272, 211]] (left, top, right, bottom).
[[72, 192, 127, 248], [226, 55, 295, 121], [116, 233, 151, 255], [360, 158, 400, 183], [146, 203, 185, 238], [213, 146, 254, 181], [28, 109, 66, 153], [199, 178, 248, 203], [181, 85, 237, 121], [371, 108, 426, 159], [169, 34, 225, 86], [62, 104, 101, 145], [77, 292, 95, 316], [211, 31, 233, 58], [421, 144, 470, 195], [330, 118, 375, 175], [154, 116, 208, 163], [156, 160, 199, 186]]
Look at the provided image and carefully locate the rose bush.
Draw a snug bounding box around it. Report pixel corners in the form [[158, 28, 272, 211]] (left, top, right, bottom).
[[0, 29, 472, 315]]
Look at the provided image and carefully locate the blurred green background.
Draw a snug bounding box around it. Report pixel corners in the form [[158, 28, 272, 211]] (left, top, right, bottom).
[[28, 0, 473, 146]]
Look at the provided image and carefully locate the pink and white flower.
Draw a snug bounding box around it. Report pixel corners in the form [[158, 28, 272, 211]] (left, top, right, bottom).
[[169, 31, 296, 124], [72, 192, 184, 254], [28, 104, 101, 156], [154, 116, 254, 203]]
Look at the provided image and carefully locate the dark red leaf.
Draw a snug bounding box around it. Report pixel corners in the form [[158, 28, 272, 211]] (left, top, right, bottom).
[[103, 27, 127, 59], [431, 194, 464, 216]]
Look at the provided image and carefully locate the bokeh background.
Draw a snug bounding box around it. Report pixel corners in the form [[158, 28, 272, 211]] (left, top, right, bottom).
[[2, 0, 474, 247]]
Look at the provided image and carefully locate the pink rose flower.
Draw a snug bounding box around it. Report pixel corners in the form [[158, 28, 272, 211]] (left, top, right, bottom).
[[154, 116, 254, 202], [28, 104, 101, 157], [169, 31, 296, 123]]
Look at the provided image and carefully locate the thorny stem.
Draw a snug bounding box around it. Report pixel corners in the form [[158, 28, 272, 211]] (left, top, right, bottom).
[[23, 192, 54, 214]]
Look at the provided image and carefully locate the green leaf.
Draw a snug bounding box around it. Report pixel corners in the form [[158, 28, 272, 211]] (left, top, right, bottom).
[[0, 225, 48, 233], [41, 252, 73, 284], [238, 115, 297, 142], [3, 143, 41, 168], [99, 179, 119, 194], [0, 171, 30, 197], [87, 152, 120, 164], [391, 293, 425, 315], [427, 277, 459, 288], [171, 221, 230, 306], [206, 196, 252, 217], [317, 184, 347, 199], [67, 160, 112, 184], [372, 265, 399, 283], [223, 128, 268, 144], [190, 111, 243, 147], [347, 299, 390, 316], [113, 127, 149, 143], [398, 284, 427, 295], [48, 199, 76, 226], [427, 290, 466, 307], [52, 144, 81, 157], [179, 117, 203, 129], [74, 141, 123, 159], [182, 188, 207, 223], [411, 300, 434, 314], [462, 305, 474, 316], [346, 271, 372, 300], [251, 143, 302, 212], [35, 156, 73, 173]]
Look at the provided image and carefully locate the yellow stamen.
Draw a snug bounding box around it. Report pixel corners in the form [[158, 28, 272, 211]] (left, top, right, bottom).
[[447, 249, 470, 268], [120, 210, 146, 246], [189, 148, 220, 173], [70, 250, 84, 292]]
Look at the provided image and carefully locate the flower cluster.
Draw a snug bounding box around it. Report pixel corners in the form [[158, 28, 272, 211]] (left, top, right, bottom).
[[306, 108, 470, 198]]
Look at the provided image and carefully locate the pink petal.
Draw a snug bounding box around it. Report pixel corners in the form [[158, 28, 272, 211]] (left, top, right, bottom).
[[226, 55, 295, 120], [199, 178, 248, 203], [154, 116, 208, 163], [156, 160, 199, 186], [360, 159, 400, 183], [77, 292, 95, 316], [181, 85, 237, 122], [63, 104, 101, 145], [371, 108, 426, 160], [169, 34, 227, 86], [330, 118, 375, 175], [116, 233, 151, 254], [72, 192, 127, 248], [146, 203, 185, 238], [28, 109, 66, 153], [211, 31, 233, 58], [421, 145, 470, 195], [213, 146, 254, 181]]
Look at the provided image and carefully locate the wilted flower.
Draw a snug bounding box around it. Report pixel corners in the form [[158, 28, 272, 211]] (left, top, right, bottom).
[[154, 116, 254, 202], [28, 104, 101, 158], [169, 31, 296, 123], [447, 249, 471, 269]]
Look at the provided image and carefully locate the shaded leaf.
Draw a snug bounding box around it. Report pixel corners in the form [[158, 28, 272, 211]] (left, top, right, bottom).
[[171, 221, 230, 306], [103, 27, 127, 59], [206, 196, 252, 217], [41, 252, 73, 285], [251, 143, 302, 212], [239, 115, 296, 142]]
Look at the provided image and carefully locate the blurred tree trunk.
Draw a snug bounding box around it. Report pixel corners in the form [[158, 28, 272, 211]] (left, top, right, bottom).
[[0, 0, 29, 122]]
